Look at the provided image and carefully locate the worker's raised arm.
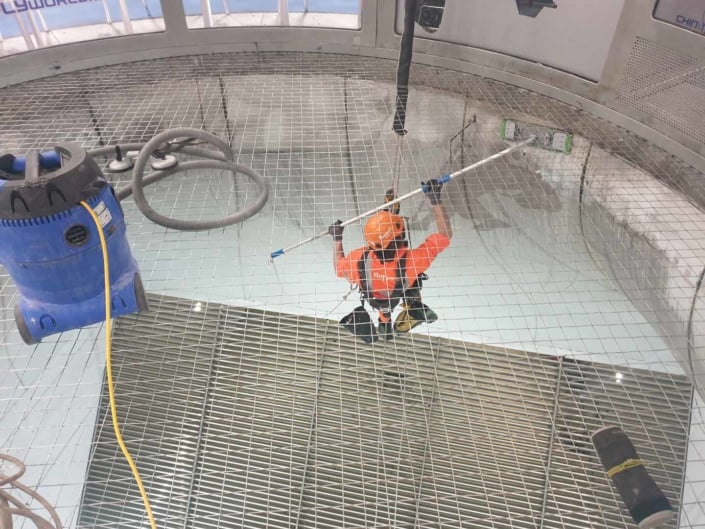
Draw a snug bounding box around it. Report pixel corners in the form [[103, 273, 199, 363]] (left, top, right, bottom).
[[422, 178, 452, 240], [432, 204, 452, 240], [328, 221, 345, 274]]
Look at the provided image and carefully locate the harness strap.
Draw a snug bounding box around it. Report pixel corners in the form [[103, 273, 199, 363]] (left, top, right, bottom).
[[358, 249, 410, 311]]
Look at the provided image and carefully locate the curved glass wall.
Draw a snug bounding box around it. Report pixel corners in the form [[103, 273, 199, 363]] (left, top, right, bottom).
[[0, 0, 361, 57], [183, 0, 360, 29], [0, 0, 164, 56]]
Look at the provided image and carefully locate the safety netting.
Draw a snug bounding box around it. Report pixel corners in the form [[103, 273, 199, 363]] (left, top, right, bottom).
[[0, 53, 703, 529]]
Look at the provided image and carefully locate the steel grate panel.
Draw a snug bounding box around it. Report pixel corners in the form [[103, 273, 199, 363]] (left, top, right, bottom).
[[415, 341, 555, 528], [79, 297, 220, 529], [77, 294, 692, 529], [189, 308, 321, 529]]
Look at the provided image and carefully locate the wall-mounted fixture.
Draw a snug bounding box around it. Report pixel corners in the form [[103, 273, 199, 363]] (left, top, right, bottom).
[[416, 0, 445, 32], [515, 0, 558, 18]]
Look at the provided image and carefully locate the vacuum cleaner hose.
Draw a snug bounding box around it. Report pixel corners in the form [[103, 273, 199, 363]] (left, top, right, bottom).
[[89, 128, 269, 231], [591, 426, 673, 529]]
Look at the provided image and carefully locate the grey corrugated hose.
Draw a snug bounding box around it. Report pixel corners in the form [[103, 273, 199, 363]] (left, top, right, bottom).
[[89, 128, 269, 231]]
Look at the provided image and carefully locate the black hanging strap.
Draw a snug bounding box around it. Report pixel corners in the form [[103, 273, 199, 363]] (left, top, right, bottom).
[[393, 0, 418, 136]]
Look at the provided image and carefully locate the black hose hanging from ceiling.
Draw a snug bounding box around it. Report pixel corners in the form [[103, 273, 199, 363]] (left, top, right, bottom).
[[393, 0, 418, 136]]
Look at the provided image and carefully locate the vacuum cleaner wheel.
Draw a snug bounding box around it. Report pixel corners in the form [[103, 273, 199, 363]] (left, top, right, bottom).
[[14, 305, 37, 345]]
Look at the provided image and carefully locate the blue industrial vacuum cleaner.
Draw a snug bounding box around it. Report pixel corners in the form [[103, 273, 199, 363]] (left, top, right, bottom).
[[0, 143, 147, 344]]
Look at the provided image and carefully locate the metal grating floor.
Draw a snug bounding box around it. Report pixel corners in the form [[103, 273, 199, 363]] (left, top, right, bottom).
[[78, 294, 692, 529], [0, 52, 704, 528]]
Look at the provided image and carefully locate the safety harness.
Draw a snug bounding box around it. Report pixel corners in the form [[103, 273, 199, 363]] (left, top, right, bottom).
[[357, 249, 419, 313]]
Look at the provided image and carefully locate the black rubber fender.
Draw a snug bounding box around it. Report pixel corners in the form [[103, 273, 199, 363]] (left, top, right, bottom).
[[134, 273, 149, 313]]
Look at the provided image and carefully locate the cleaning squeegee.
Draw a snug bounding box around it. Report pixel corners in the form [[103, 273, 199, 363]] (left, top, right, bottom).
[[501, 119, 573, 154]]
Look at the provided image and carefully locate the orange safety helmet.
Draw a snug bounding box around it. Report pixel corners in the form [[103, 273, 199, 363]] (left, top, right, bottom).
[[364, 211, 404, 250]]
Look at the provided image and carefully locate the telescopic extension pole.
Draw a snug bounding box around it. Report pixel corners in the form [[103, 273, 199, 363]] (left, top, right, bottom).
[[269, 136, 535, 260]]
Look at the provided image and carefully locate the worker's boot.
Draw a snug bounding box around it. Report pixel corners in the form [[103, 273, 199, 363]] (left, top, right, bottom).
[[340, 306, 378, 344], [394, 300, 438, 333]]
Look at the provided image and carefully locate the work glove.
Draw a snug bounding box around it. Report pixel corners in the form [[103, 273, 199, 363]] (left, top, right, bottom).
[[422, 178, 444, 206], [328, 220, 344, 242]]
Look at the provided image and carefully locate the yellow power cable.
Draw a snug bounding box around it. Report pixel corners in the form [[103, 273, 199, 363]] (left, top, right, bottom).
[[80, 201, 157, 529]]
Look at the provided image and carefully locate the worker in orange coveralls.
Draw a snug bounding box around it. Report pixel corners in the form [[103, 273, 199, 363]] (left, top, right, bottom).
[[329, 179, 452, 343]]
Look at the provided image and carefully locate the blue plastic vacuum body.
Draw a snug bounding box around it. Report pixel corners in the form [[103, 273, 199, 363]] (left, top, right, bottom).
[[0, 143, 147, 344]]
